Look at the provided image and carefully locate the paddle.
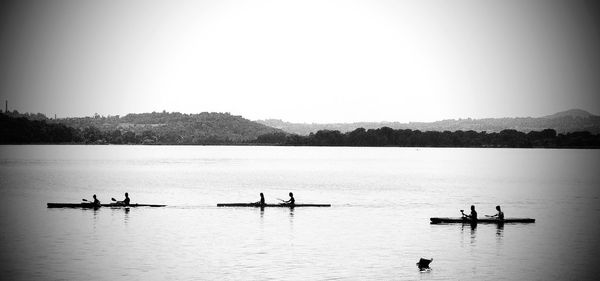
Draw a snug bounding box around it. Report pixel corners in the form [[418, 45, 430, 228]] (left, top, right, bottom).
[[82, 198, 100, 207], [111, 197, 128, 206], [460, 210, 473, 220]]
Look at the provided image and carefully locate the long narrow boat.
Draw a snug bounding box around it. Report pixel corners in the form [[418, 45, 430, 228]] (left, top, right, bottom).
[[47, 203, 167, 208], [430, 217, 535, 224], [217, 203, 331, 207]]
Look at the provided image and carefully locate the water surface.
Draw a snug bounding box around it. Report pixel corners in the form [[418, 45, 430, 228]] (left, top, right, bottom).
[[0, 145, 598, 280]]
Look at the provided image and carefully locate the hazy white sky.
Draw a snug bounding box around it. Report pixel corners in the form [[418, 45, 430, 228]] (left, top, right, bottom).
[[1, 0, 599, 122]]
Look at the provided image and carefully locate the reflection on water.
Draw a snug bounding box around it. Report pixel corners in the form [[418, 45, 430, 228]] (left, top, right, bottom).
[[92, 208, 99, 230], [460, 223, 478, 245], [496, 223, 504, 238], [288, 207, 294, 232], [124, 208, 130, 224]]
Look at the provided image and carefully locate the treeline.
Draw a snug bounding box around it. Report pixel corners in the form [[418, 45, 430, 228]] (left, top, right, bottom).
[[53, 111, 280, 143], [1, 113, 81, 143], [0, 113, 250, 144], [3, 112, 600, 147], [254, 127, 600, 148], [258, 109, 600, 135]]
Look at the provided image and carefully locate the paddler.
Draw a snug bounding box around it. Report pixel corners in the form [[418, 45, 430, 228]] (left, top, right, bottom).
[[256, 193, 265, 206], [489, 205, 504, 221], [118, 192, 130, 206], [92, 194, 101, 207], [282, 192, 295, 206], [461, 205, 477, 222]]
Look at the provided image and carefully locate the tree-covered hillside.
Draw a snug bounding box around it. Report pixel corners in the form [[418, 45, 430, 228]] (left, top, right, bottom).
[[48, 111, 282, 144], [1, 113, 81, 143]]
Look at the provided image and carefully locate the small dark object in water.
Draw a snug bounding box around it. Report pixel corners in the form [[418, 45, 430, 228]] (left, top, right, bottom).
[[417, 258, 433, 270]]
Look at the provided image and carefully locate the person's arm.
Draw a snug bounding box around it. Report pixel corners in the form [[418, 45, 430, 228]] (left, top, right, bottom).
[[460, 210, 470, 218]]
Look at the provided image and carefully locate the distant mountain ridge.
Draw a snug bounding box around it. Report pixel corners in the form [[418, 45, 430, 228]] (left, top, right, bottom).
[[257, 109, 600, 135], [542, 109, 594, 119]]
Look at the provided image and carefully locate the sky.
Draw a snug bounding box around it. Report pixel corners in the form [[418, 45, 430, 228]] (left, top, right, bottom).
[[1, 0, 599, 123]]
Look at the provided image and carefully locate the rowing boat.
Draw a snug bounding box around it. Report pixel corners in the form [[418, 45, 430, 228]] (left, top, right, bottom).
[[217, 203, 331, 207], [430, 217, 535, 224], [47, 203, 167, 208]]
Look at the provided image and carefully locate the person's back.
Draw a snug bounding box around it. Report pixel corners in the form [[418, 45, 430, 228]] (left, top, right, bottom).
[[495, 205, 504, 220], [469, 205, 477, 221], [92, 194, 101, 207], [123, 192, 130, 206]]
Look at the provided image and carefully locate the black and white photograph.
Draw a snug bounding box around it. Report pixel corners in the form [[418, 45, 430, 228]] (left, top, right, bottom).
[[1, 0, 599, 280]]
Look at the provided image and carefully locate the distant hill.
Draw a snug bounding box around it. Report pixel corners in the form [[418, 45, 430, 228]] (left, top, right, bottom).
[[50, 111, 282, 143], [543, 109, 594, 119], [257, 109, 600, 135]]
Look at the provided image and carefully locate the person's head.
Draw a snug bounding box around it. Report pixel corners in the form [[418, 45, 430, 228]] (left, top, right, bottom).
[[289, 192, 293, 197], [93, 194, 97, 199], [471, 205, 475, 211], [260, 193, 264, 197], [496, 205, 501, 211], [125, 192, 129, 198]]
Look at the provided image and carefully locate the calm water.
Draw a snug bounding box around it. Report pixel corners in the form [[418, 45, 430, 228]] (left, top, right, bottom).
[[0, 145, 598, 280]]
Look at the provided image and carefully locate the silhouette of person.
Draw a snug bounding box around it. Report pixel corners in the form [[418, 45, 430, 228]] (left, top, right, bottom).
[[283, 192, 295, 205], [120, 192, 130, 206], [490, 205, 504, 220], [462, 205, 477, 222], [92, 194, 101, 207], [256, 193, 265, 206]]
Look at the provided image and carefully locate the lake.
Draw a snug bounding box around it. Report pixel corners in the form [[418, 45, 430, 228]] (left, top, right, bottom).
[[0, 145, 598, 280]]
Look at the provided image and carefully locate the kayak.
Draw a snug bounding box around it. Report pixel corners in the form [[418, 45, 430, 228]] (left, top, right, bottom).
[[430, 217, 535, 224], [217, 203, 331, 207], [47, 203, 167, 208]]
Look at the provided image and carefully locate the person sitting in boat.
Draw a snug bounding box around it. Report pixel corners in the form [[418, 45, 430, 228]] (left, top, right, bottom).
[[282, 192, 295, 205], [489, 205, 504, 221], [255, 193, 265, 206], [461, 205, 477, 221], [92, 194, 101, 207], [117, 192, 130, 206]]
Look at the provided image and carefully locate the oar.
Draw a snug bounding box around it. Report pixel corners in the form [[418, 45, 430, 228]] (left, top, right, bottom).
[[276, 198, 286, 202], [82, 199, 89, 202], [111, 198, 117, 202]]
